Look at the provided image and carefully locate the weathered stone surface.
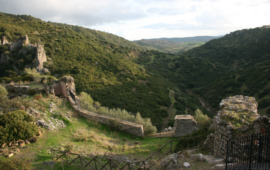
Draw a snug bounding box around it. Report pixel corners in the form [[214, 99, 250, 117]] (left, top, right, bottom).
[[14, 86, 30, 93], [35, 44, 47, 72], [213, 95, 261, 158], [1, 36, 9, 45], [44, 84, 55, 95], [9, 36, 28, 51], [159, 153, 179, 170], [183, 162, 190, 168], [173, 115, 198, 137], [49, 102, 58, 114]]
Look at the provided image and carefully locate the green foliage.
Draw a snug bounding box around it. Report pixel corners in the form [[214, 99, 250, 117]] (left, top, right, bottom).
[[28, 89, 37, 96], [258, 99, 270, 109], [174, 129, 214, 152], [79, 92, 94, 105], [194, 109, 212, 128], [0, 156, 32, 170], [0, 85, 8, 98], [267, 108, 270, 115], [0, 110, 38, 144]]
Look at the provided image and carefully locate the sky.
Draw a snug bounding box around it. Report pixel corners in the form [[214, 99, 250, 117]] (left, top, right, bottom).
[[0, 0, 269, 40]]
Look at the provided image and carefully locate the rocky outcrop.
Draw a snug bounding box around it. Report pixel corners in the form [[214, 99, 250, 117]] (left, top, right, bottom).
[[159, 153, 179, 170], [213, 95, 260, 158], [44, 84, 55, 95], [1, 36, 9, 45], [173, 115, 198, 137], [9, 35, 29, 51], [35, 44, 47, 72]]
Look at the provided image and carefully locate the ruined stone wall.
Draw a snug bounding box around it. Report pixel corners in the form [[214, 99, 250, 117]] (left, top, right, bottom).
[[68, 96, 144, 137], [213, 95, 260, 158], [57, 76, 144, 137], [173, 115, 198, 137]]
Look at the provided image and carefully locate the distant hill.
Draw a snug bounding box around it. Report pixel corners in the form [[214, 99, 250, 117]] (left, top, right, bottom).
[[133, 36, 222, 54]]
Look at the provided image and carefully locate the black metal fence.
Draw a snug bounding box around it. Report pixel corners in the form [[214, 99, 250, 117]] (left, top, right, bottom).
[[226, 132, 270, 170]]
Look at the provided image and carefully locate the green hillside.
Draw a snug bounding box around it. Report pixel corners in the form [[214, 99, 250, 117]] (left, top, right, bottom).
[[134, 36, 221, 54], [0, 12, 207, 130]]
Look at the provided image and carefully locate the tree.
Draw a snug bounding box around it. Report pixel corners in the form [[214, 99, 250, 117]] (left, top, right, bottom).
[[194, 109, 211, 128]]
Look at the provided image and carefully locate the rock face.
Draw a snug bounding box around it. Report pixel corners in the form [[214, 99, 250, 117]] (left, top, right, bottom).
[[35, 44, 47, 72], [213, 95, 260, 158], [53, 76, 76, 98], [1, 36, 9, 45], [159, 153, 179, 170], [9, 35, 29, 51], [173, 115, 198, 137]]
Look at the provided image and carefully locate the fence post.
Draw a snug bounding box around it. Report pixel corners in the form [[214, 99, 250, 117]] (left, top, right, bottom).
[[249, 135, 253, 170], [171, 141, 172, 154], [94, 157, 97, 170], [226, 140, 229, 170]]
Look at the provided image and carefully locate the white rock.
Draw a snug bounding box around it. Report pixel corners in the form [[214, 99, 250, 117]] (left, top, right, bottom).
[[183, 162, 190, 168]]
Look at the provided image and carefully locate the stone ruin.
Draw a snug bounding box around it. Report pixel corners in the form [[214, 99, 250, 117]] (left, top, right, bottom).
[[174, 115, 199, 137], [45, 76, 76, 99], [0, 35, 48, 73], [210, 95, 270, 158]]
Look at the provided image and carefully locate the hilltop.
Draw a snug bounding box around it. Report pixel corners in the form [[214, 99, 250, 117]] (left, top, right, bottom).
[[133, 36, 221, 54]]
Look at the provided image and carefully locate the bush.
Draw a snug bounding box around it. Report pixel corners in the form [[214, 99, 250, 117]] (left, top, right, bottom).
[[79, 92, 94, 105], [0, 156, 32, 170], [28, 89, 37, 96], [34, 94, 42, 100], [0, 85, 8, 98], [0, 110, 39, 144], [194, 109, 212, 128]]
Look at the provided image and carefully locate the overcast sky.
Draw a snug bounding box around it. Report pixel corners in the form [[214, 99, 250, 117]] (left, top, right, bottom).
[[0, 0, 269, 40]]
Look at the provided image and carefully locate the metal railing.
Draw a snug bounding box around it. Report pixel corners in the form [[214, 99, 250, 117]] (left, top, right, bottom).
[[226, 132, 270, 170], [51, 135, 203, 170]]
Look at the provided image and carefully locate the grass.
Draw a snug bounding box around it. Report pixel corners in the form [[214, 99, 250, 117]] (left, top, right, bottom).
[[0, 94, 177, 169]]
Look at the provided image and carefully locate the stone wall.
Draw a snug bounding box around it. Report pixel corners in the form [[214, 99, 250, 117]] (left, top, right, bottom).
[[213, 95, 260, 158], [68, 96, 144, 137], [56, 76, 144, 137], [173, 115, 198, 137]]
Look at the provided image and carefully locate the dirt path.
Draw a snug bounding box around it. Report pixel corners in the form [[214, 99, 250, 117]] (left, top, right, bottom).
[[161, 90, 176, 131]]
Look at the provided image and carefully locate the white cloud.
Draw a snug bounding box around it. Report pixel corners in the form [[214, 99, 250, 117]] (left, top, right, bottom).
[[0, 0, 270, 40]]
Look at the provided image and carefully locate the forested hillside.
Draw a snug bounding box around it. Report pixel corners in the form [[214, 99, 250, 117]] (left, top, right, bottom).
[[1, 12, 270, 126], [0, 12, 206, 130], [134, 36, 221, 54]]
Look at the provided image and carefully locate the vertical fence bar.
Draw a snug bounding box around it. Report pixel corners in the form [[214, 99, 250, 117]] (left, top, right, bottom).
[[171, 141, 172, 154], [249, 135, 253, 170], [226, 140, 229, 170]]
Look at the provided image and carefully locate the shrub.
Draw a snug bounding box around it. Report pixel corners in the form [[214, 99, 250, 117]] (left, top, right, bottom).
[[28, 89, 37, 96], [34, 94, 42, 100], [0, 85, 8, 98], [79, 92, 94, 105], [0, 110, 38, 144], [0, 156, 32, 170], [194, 109, 212, 128]]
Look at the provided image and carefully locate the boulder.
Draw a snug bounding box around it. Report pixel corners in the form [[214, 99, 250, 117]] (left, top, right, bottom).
[[1, 143, 7, 148], [183, 162, 190, 168], [159, 153, 179, 170]]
